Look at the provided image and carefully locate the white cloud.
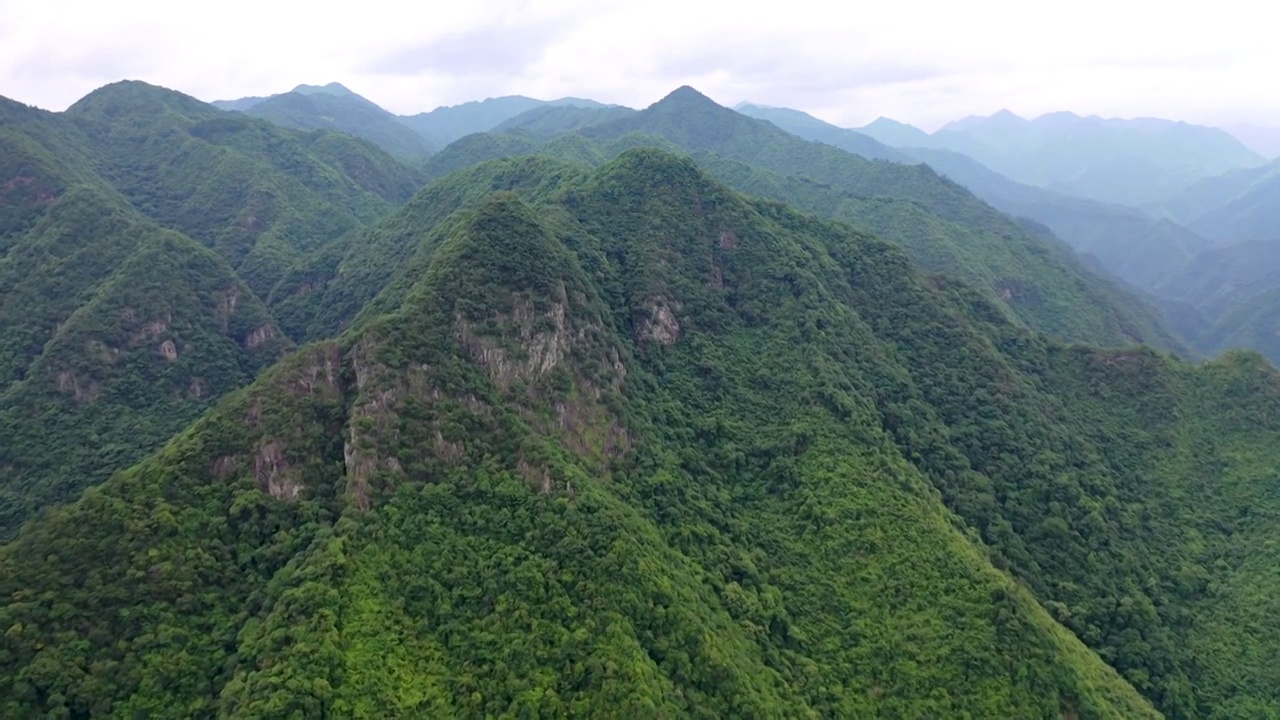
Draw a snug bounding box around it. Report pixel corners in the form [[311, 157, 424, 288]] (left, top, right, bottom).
[[1, 0, 1276, 128]]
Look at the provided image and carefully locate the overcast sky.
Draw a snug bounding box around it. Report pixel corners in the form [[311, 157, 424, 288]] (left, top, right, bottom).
[[2, 0, 1277, 130]]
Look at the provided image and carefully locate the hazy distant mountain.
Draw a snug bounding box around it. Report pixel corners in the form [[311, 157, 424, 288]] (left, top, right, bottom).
[[1223, 123, 1280, 158], [733, 103, 911, 162], [729, 102, 1209, 292], [1162, 159, 1280, 243], [398, 95, 615, 148], [928, 111, 1266, 205], [854, 117, 934, 147]]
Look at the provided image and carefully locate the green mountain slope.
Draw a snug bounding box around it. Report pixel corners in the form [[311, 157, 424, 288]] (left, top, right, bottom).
[[0, 151, 1170, 718], [271, 155, 589, 341], [239, 88, 437, 159], [0, 97, 291, 537], [929, 111, 1266, 205], [563, 88, 1185, 351], [63, 81, 422, 300]]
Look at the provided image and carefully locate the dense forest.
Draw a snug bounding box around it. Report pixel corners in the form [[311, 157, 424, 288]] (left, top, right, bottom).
[[2, 80, 1280, 718]]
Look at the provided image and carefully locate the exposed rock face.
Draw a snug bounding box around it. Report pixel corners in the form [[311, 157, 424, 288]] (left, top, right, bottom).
[[244, 323, 276, 350], [159, 340, 178, 361], [640, 299, 680, 347]]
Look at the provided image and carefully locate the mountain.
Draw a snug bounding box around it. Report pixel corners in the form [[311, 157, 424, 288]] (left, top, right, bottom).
[[272, 155, 590, 341], [1224, 123, 1280, 158], [1156, 240, 1280, 315], [562, 87, 1184, 351], [0, 149, 1181, 717], [8, 147, 1280, 716], [234, 86, 437, 159], [0, 94, 291, 536], [1161, 159, 1280, 243], [733, 103, 911, 162], [493, 104, 636, 137], [901, 147, 1212, 288], [928, 111, 1266, 205], [398, 95, 614, 148], [64, 81, 422, 299], [731, 103, 1212, 292], [211, 82, 361, 112], [853, 116, 934, 147]]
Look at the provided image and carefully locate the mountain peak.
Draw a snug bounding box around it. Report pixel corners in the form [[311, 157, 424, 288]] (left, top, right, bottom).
[[656, 85, 715, 106], [292, 82, 357, 97]]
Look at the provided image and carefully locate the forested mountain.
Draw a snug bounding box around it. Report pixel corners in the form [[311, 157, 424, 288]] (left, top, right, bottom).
[[0, 95, 291, 536], [7, 147, 1280, 717], [7, 77, 1280, 718], [735, 102, 1212, 291], [925, 111, 1265, 205], [228, 85, 438, 159], [424, 86, 1186, 352], [65, 81, 422, 299]]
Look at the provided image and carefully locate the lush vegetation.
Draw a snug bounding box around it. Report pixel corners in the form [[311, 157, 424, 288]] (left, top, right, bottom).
[[6, 79, 1280, 718], [416, 87, 1187, 352], [1, 153, 1172, 717], [65, 81, 421, 299], [0, 98, 292, 538]]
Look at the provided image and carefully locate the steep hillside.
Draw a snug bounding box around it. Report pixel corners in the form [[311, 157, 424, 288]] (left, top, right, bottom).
[[239, 88, 437, 159], [0, 96, 291, 537], [0, 152, 1170, 718], [63, 81, 422, 299], [930, 111, 1265, 205]]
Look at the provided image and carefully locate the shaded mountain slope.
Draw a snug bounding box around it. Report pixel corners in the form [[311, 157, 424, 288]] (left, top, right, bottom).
[[0, 152, 1166, 718], [63, 81, 422, 299]]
